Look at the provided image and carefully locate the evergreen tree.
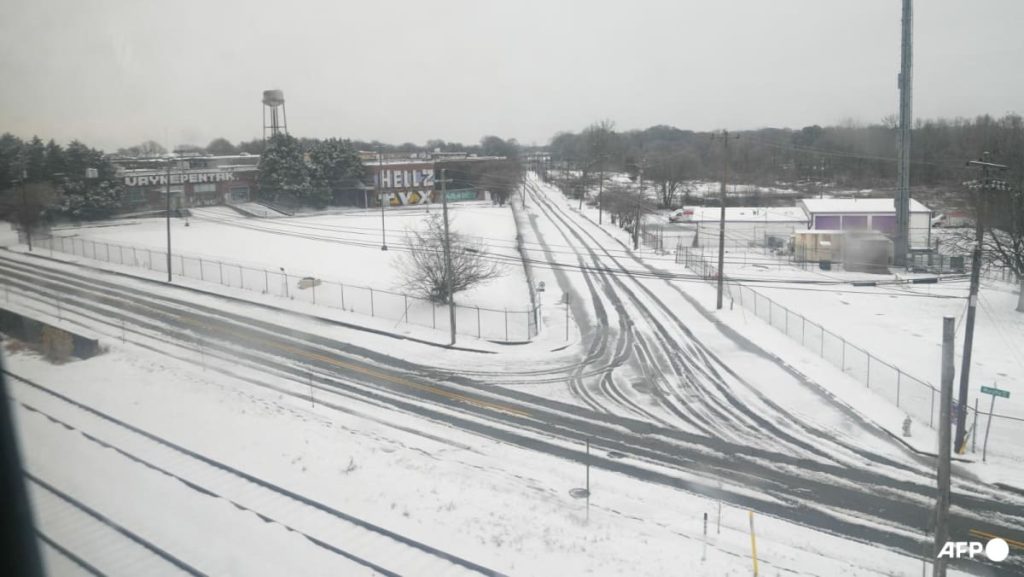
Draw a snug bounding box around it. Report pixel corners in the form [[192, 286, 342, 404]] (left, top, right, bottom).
[[308, 138, 365, 208], [57, 140, 122, 220], [0, 133, 25, 193], [44, 140, 66, 181], [25, 136, 47, 182], [256, 133, 309, 203]]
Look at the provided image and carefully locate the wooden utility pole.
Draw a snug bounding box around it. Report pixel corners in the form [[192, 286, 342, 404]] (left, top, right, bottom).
[[441, 168, 456, 346], [957, 156, 1007, 451], [716, 131, 736, 310], [933, 316, 955, 577]]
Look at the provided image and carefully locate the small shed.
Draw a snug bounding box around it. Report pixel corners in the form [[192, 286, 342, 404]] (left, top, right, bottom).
[[799, 198, 932, 250], [793, 230, 843, 263]]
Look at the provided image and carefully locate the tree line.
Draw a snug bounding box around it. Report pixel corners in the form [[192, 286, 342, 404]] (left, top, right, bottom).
[[546, 114, 1024, 210], [0, 134, 124, 227]]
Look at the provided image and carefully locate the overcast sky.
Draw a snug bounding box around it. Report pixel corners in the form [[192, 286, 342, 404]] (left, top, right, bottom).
[[1, 0, 1022, 151]]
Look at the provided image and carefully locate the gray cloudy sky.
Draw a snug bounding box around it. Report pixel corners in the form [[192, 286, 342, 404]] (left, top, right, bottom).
[[1, 0, 1022, 151]]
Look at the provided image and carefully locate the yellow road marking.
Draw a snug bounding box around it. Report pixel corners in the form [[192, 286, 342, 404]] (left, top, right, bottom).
[[969, 529, 1024, 550], [176, 315, 530, 417]]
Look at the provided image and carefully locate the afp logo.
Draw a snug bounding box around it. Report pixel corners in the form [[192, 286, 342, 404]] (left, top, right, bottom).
[[937, 538, 1009, 562]]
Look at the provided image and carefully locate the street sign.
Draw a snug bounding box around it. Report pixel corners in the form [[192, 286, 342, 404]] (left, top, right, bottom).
[[981, 386, 1010, 399]]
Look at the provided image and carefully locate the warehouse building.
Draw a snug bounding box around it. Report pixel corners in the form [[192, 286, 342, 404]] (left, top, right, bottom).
[[113, 154, 259, 212], [798, 198, 932, 250]]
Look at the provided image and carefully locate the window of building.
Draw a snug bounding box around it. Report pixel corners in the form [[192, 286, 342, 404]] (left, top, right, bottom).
[[194, 183, 216, 193]]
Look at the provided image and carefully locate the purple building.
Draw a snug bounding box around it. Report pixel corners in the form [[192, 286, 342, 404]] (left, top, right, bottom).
[[799, 198, 932, 250]]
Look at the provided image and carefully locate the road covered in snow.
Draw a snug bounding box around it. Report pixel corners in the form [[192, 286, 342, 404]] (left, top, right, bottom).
[[2, 181, 1023, 575]]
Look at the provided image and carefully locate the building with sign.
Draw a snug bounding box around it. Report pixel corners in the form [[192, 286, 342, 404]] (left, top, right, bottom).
[[113, 154, 259, 212], [364, 155, 512, 208]]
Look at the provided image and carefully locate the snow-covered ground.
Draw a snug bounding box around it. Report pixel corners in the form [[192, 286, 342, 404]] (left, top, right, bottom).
[[566, 180, 1024, 479], [47, 202, 530, 313], [4, 344, 967, 577]]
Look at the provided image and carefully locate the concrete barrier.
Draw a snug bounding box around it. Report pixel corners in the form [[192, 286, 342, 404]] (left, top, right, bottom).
[[0, 308, 100, 360]]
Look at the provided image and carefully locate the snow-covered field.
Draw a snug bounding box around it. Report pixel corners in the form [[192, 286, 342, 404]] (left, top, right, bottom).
[[49, 202, 530, 312]]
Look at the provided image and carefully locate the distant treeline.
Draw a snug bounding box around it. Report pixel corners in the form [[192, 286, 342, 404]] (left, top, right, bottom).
[[545, 115, 1024, 198]]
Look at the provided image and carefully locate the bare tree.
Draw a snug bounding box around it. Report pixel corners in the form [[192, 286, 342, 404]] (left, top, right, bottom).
[[398, 214, 504, 303], [602, 183, 657, 249], [943, 184, 1024, 312], [986, 184, 1024, 312]]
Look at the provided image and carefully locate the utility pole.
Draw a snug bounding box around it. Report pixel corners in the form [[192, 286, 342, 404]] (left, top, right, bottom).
[[165, 158, 173, 283], [17, 168, 31, 252], [933, 316, 955, 577], [379, 148, 388, 251], [715, 131, 736, 310], [440, 168, 456, 346], [521, 164, 528, 209], [598, 157, 605, 225], [894, 0, 914, 266], [957, 155, 1008, 451], [634, 159, 645, 250]]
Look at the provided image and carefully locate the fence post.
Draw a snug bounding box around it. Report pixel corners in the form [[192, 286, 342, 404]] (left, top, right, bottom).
[[477, 306, 482, 338], [896, 369, 902, 407], [105, 243, 110, 262], [340, 283, 345, 309], [769, 300, 773, 326], [264, 269, 269, 293], [929, 387, 935, 428], [754, 293, 758, 316], [866, 354, 871, 388], [403, 295, 408, 322], [819, 326, 824, 357], [180, 254, 185, 277], [311, 280, 316, 305], [370, 288, 375, 316], [841, 338, 846, 371], [432, 302, 436, 328], [785, 308, 789, 335], [219, 261, 224, 285], [504, 307, 509, 341], [238, 265, 244, 290], [199, 258, 205, 281], [801, 316, 806, 346]]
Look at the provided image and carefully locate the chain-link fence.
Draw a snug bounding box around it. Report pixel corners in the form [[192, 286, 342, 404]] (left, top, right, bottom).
[[675, 245, 1024, 457], [34, 235, 539, 343]]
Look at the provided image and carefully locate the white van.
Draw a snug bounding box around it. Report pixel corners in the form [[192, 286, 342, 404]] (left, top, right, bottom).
[[668, 207, 696, 223]]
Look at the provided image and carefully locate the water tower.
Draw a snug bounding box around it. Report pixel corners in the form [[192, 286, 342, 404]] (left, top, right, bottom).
[[262, 89, 288, 140]]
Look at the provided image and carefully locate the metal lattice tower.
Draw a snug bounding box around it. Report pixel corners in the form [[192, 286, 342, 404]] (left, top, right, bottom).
[[895, 0, 913, 265]]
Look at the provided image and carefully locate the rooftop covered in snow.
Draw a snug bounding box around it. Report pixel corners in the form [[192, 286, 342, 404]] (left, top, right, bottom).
[[799, 197, 931, 215]]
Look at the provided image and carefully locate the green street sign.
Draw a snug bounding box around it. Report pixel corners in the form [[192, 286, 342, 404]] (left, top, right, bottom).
[[981, 386, 1010, 399], [444, 189, 477, 202]]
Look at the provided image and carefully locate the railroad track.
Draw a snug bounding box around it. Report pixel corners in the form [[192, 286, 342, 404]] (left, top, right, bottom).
[[10, 372, 502, 577]]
